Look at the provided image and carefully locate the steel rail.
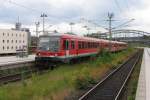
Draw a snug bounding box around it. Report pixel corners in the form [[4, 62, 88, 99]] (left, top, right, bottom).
[[79, 50, 142, 100]]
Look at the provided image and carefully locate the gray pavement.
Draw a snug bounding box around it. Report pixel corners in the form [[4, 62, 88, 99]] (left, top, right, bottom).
[[136, 48, 150, 100], [0, 55, 35, 66]]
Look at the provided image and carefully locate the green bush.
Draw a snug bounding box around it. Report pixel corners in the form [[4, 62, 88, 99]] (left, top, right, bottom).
[[73, 67, 96, 90]]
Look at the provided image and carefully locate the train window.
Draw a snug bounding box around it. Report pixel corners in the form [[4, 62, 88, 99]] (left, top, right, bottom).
[[85, 42, 88, 48], [63, 40, 69, 50], [94, 42, 96, 48], [78, 41, 81, 49], [96, 43, 99, 48], [82, 42, 84, 49], [92, 42, 94, 48], [38, 36, 60, 52], [88, 42, 90, 48], [71, 41, 75, 49]]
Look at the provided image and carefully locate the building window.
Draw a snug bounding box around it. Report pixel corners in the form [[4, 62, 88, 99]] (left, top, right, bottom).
[[7, 46, 9, 50], [11, 46, 13, 49], [19, 40, 21, 43], [16, 34, 17, 37], [20, 34, 21, 37], [16, 46, 18, 49], [3, 33, 5, 36], [3, 46, 4, 50], [12, 33, 13, 36], [11, 40, 13, 43], [7, 40, 9, 43], [16, 40, 17, 43], [23, 40, 24, 43], [3, 40, 4, 43], [7, 33, 9, 36]]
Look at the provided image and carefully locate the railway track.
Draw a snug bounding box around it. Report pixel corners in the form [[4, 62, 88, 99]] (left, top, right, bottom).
[[0, 66, 51, 85], [79, 50, 143, 100], [0, 70, 35, 85]]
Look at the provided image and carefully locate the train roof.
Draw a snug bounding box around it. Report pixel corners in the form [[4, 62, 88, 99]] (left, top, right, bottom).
[[40, 33, 127, 44]]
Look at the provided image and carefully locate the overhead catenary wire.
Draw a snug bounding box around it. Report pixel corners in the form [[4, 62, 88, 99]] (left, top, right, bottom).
[[113, 0, 122, 13], [112, 19, 135, 30], [7, 0, 41, 13], [124, 0, 130, 12], [5, 0, 69, 22]]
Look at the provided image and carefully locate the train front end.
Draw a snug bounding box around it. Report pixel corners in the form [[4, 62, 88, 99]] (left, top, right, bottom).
[[35, 35, 62, 68]]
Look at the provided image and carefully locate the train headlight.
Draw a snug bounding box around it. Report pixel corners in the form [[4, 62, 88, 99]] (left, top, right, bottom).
[[36, 53, 40, 56], [55, 54, 57, 56]]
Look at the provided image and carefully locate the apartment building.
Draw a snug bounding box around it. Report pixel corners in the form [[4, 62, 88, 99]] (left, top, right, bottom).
[[0, 29, 28, 54]]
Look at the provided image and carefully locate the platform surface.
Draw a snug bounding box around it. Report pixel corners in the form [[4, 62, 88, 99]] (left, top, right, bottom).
[[136, 48, 150, 100], [0, 55, 35, 66]]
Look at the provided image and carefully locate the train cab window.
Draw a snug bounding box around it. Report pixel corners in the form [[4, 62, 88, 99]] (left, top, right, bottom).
[[63, 40, 69, 50], [71, 41, 75, 49]]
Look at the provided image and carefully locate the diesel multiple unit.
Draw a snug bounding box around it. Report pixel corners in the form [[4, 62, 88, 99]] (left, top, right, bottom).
[[35, 33, 127, 67]]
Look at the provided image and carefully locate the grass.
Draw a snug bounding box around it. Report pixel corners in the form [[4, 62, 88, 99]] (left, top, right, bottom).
[[0, 48, 136, 100], [125, 50, 142, 100]]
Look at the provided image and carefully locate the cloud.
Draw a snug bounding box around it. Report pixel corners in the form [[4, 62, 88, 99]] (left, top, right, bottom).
[[0, 0, 150, 35]]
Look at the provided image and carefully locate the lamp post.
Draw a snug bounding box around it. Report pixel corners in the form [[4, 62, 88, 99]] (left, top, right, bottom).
[[87, 27, 90, 34], [35, 22, 40, 37], [69, 22, 75, 34], [41, 13, 47, 35]]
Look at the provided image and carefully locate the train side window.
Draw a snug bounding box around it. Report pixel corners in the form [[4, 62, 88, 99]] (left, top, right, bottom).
[[88, 42, 90, 48], [71, 41, 75, 49], [78, 41, 82, 49], [63, 40, 69, 50], [82, 42, 84, 49]]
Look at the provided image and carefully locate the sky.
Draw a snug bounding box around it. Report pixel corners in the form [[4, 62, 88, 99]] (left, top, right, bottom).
[[0, 0, 149, 36]]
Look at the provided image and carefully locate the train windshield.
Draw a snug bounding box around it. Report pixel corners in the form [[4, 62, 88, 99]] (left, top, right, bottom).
[[38, 36, 60, 52]]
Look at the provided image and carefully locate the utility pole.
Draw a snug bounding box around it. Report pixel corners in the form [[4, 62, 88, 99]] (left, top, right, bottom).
[[41, 13, 47, 35], [107, 12, 114, 51], [35, 22, 40, 37]]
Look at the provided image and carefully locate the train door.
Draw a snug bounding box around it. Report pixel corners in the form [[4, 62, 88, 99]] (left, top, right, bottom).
[[70, 40, 76, 56], [63, 39, 70, 57]]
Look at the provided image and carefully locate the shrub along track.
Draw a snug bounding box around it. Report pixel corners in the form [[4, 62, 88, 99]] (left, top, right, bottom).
[[79, 50, 143, 100]]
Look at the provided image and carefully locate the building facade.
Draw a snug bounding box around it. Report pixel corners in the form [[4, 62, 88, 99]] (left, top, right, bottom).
[[0, 29, 28, 54]]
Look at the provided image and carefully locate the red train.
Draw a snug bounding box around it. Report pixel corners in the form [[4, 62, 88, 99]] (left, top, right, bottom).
[[35, 33, 127, 67]]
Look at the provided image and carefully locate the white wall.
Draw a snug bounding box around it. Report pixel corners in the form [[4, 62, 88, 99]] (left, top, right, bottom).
[[0, 29, 28, 54]]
